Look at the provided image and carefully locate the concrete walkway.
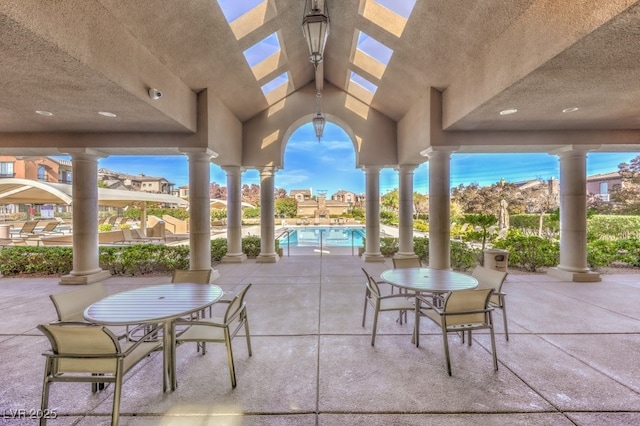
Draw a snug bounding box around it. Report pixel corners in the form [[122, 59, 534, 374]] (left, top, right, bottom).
[[1, 256, 640, 425]]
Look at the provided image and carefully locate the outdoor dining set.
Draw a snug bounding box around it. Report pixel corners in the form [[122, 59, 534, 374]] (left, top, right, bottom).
[[36, 261, 509, 425]]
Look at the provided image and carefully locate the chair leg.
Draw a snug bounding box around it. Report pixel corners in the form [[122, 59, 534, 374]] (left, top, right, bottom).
[[371, 309, 379, 346], [225, 331, 237, 388], [362, 297, 367, 327], [112, 361, 124, 426], [489, 313, 499, 371], [501, 301, 509, 341], [441, 324, 452, 376], [244, 316, 252, 357], [40, 362, 52, 426]]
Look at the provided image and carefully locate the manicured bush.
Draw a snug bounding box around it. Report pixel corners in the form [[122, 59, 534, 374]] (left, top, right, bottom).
[[380, 237, 399, 257], [587, 215, 640, 241], [450, 241, 479, 271], [0, 246, 73, 275], [242, 236, 261, 258], [211, 238, 228, 261], [586, 239, 618, 269], [492, 233, 559, 272], [413, 236, 429, 261]]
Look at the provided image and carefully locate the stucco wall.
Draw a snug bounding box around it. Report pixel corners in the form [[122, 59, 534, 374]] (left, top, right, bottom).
[[242, 83, 397, 169]]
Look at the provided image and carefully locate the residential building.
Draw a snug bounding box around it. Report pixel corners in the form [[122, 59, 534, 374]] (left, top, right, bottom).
[[586, 172, 623, 202], [0, 156, 72, 183], [98, 168, 174, 194]]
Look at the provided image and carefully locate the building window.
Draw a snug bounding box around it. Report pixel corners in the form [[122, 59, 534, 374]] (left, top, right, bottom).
[[58, 170, 72, 184], [38, 165, 47, 181], [0, 162, 14, 178], [599, 182, 608, 194]]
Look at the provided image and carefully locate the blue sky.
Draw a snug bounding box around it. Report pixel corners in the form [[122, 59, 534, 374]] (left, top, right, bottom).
[[86, 122, 639, 197]]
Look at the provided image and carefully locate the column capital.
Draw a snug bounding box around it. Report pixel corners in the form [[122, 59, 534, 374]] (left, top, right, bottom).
[[258, 166, 277, 176], [420, 146, 459, 159], [221, 165, 244, 175], [180, 147, 219, 160], [362, 165, 382, 175], [62, 148, 107, 160], [395, 164, 419, 173], [550, 144, 601, 157]]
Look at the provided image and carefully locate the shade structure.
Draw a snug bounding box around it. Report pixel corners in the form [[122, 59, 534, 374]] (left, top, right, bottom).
[[210, 198, 254, 209], [0, 178, 188, 208]]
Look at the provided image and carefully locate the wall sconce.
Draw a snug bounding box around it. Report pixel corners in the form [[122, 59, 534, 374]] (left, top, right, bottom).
[[302, 0, 330, 68]]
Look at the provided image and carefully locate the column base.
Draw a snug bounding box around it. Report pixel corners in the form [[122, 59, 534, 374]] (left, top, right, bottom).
[[364, 252, 385, 262], [256, 254, 279, 263], [547, 267, 601, 282], [58, 269, 112, 285], [221, 253, 248, 263]]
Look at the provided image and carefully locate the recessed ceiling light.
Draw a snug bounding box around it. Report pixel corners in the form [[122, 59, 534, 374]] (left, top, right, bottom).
[[499, 108, 518, 116], [562, 107, 579, 113], [35, 110, 53, 116], [98, 111, 117, 118]]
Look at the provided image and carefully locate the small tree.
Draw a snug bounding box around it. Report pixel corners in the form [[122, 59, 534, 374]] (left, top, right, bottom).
[[464, 213, 497, 252]]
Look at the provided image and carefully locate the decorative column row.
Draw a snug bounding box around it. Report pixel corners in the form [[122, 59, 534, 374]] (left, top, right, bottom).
[[222, 166, 247, 263], [396, 165, 418, 259], [364, 166, 384, 262], [425, 149, 452, 270], [185, 149, 219, 280], [549, 147, 600, 282], [60, 149, 111, 285], [257, 166, 278, 263]]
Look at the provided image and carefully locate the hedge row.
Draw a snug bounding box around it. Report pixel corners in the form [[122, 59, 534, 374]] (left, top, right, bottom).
[[0, 236, 272, 277]]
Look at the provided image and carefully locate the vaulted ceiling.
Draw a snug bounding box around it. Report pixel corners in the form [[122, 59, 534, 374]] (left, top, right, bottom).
[[1, 0, 640, 156]]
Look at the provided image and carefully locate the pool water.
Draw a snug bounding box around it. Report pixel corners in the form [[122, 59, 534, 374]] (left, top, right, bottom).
[[278, 227, 365, 247]]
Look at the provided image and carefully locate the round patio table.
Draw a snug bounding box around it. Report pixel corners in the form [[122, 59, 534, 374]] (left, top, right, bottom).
[[380, 268, 478, 347], [84, 283, 223, 391]]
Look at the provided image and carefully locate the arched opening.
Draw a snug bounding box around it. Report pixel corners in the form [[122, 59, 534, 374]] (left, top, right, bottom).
[[276, 121, 365, 255]]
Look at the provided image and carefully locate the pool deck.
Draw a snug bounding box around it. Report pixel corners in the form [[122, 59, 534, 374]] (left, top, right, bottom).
[[2, 255, 640, 425]]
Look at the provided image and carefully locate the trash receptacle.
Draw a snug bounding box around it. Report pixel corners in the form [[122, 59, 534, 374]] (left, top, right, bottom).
[[483, 248, 509, 272], [0, 224, 11, 239]]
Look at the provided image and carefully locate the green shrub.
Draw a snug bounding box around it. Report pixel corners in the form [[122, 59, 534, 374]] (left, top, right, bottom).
[[450, 241, 479, 271], [493, 234, 559, 272], [413, 219, 428, 232], [0, 246, 73, 275], [98, 224, 113, 232], [211, 238, 228, 262], [586, 239, 618, 269], [380, 237, 399, 257], [587, 215, 640, 241], [242, 236, 262, 258], [613, 238, 640, 267], [413, 236, 429, 261], [243, 207, 260, 219]]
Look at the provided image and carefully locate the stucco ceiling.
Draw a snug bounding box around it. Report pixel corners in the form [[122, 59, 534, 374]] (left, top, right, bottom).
[[1, 0, 640, 155]]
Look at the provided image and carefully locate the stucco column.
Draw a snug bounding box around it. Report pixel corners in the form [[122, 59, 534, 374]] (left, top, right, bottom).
[[395, 165, 419, 259], [425, 149, 451, 270], [185, 149, 219, 279], [548, 147, 601, 282], [257, 166, 278, 263], [222, 166, 247, 263], [60, 149, 111, 285], [364, 166, 384, 262]]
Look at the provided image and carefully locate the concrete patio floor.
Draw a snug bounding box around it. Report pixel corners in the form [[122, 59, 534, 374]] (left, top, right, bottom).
[[1, 255, 640, 425]]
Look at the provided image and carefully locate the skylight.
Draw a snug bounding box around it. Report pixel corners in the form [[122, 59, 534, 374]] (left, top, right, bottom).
[[373, 0, 416, 19], [217, 0, 264, 23], [243, 33, 280, 68], [261, 72, 289, 95], [261, 72, 290, 105], [357, 32, 393, 65], [350, 72, 378, 94], [348, 71, 378, 105], [353, 31, 393, 79], [216, 0, 275, 40], [361, 0, 416, 37]]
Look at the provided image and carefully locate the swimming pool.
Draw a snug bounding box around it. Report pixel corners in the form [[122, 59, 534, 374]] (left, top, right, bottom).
[[278, 226, 365, 248]]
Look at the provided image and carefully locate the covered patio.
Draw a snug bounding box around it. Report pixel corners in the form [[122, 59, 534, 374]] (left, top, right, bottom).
[[2, 256, 639, 425]]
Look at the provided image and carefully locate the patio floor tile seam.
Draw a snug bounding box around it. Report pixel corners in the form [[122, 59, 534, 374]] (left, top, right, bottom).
[[535, 333, 640, 397]]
